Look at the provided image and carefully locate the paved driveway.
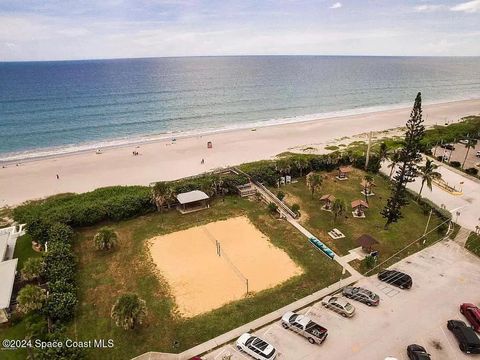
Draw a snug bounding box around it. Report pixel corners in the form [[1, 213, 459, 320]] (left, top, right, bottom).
[[204, 241, 480, 360]]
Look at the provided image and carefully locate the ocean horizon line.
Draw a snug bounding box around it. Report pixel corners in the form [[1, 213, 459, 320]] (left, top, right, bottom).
[[3, 53, 480, 64]]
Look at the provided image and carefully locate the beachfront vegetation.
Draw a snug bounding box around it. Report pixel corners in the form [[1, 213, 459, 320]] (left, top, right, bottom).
[[421, 115, 480, 150], [382, 92, 425, 229]]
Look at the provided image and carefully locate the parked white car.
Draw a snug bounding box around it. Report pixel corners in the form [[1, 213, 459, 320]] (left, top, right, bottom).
[[236, 333, 277, 360]]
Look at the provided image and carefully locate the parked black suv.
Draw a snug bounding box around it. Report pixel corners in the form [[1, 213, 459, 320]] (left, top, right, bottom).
[[447, 320, 480, 354], [377, 270, 412, 289], [407, 344, 431, 360]]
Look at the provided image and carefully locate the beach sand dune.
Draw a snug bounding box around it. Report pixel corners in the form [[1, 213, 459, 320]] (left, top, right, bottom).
[[1, 98, 479, 206]]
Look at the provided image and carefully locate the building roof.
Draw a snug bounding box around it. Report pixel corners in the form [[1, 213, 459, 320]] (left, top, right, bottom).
[[351, 199, 369, 209], [320, 194, 335, 202], [356, 234, 379, 248], [0, 258, 17, 309], [176, 190, 209, 204], [339, 166, 353, 173]]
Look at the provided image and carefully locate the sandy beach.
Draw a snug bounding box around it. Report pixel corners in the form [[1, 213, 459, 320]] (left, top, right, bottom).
[[1, 98, 479, 207]]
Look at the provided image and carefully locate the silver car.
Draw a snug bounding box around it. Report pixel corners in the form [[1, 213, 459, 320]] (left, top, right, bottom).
[[342, 286, 380, 306], [321, 295, 355, 317]]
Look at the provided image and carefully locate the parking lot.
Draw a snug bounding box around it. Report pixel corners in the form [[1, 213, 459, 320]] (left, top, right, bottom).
[[434, 142, 480, 170], [204, 240, 480, 360]]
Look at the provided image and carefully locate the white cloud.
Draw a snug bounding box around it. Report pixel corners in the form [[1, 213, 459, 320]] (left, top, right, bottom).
[[450, 0, 480, 13], [329, 2, 342, 9], [414, 4, 445, 12]]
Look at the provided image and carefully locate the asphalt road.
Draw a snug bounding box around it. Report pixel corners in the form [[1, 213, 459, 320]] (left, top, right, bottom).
[[205, 240, 480, 360]]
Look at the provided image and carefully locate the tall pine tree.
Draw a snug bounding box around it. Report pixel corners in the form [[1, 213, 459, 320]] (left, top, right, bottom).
[[381, 92, 425, 229]]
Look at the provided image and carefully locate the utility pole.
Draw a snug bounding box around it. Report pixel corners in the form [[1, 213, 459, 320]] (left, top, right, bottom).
[[422, 209, 433, 244], [365, 131, 372, 170]]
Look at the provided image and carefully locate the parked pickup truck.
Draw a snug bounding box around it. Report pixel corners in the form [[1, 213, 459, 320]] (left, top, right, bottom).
[[281, 311, 328, 344]]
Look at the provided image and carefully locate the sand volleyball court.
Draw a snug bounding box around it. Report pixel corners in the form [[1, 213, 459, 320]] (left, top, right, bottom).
[[148, 216, 302, 317]]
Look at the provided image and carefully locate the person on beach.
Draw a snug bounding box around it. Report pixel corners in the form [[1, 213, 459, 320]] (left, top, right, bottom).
[[201, 158, 205, 164], [56, 174, 59, 180]]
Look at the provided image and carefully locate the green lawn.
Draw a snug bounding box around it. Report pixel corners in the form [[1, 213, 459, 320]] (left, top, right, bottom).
[[66, 196, 342, 359], [274, 169, 447, 272], [466, 232, 480, 257]]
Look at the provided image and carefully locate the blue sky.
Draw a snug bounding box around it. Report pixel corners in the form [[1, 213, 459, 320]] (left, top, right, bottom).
[[0, 0, 479, 61]]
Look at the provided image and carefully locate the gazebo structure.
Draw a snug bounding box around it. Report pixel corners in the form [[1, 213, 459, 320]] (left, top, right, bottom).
[[356, 234, 379, 253], [320, 194, 336, 211], [351, 199, 369, 218], [337, 166, 352, 180], [360, 179, 376, 197], [176, 190, 210, 214]]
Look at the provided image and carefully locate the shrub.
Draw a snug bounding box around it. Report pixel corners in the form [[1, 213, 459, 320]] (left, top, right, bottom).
[[276, 191, 285, 201], [94, 227, 118, 251], [267, 203, 278, 214], [362, 255, 376, 270], [291, 203, 300, 215], [16, 285, 47, 314], [49, 279, 76, 294], [21, 257, 45, 282], [465, 167, 479, 176], [43, 246, 76, 283], [48, 223, 74, 245], [111, 293, 147, 330], [450, 161, 461, 168], [45, 291, 77, 322], [239, 161, 278, 186]]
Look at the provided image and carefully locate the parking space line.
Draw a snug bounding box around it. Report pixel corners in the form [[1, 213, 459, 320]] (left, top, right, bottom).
[[440, 326, 461, 360]]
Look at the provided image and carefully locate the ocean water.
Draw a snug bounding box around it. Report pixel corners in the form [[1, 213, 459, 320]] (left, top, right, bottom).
[[1, 56, 480, 161]]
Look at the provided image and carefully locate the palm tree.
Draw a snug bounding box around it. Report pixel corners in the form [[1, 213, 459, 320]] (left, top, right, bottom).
[[21, 257, 44, 282], [151, 181, 173, 212], [332, 199, 346, 223], [306, 172, 323, 198], [16, 285, 47, 314], [275, 158, 291, 176], [378, 142, 388, 163], [363, 175, 374, 204], [94, 227, 118, 251], [417, 159, 441, 199], [462, 137, 478, 169], [388, 150, 401, 179], [111, 293, 147, 330], [294, 157, 310, 177]]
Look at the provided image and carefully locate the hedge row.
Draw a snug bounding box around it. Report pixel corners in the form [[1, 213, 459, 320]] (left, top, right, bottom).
[[238, 152, 381, 186], [14, 173, 249, 244], [42, 228, 77, 323]]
